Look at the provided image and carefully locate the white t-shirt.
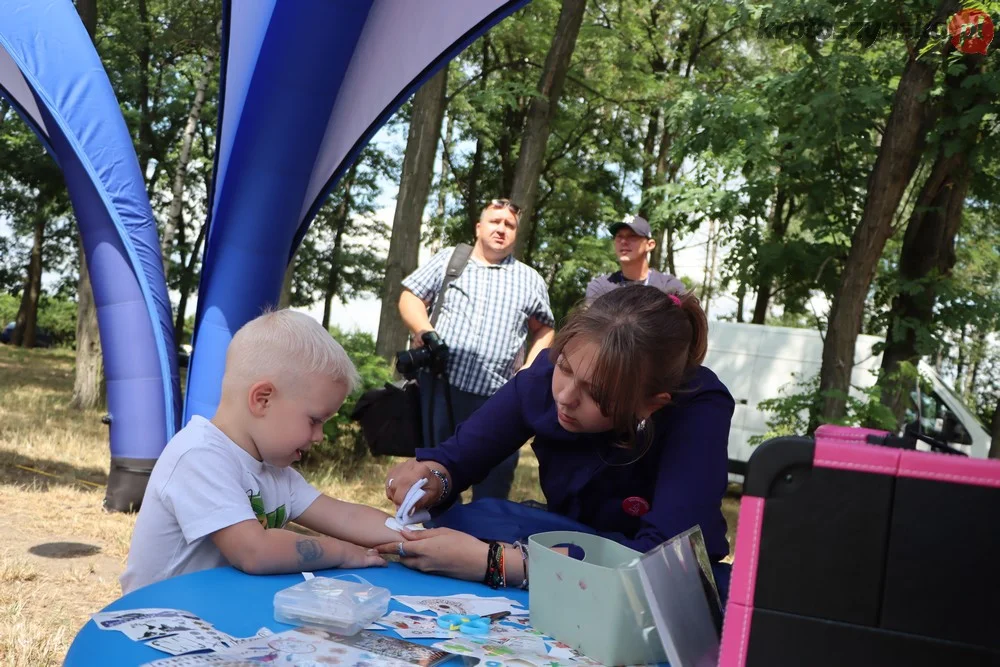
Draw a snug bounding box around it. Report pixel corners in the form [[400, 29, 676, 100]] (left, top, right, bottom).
[[120, 416, 321, 593]]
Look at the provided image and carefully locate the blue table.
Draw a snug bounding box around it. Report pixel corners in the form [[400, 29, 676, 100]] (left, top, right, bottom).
[[65, 564, 528, 666]]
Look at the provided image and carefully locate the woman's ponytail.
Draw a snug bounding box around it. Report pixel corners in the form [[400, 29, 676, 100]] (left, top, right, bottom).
[[673, 291, 708, 371]]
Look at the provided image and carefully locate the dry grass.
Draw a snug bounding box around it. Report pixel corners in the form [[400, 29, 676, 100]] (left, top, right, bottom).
[[0, 345, 737, 665]]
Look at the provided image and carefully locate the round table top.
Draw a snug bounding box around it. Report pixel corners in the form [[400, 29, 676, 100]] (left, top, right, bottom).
[[65, 564, 529, 666]]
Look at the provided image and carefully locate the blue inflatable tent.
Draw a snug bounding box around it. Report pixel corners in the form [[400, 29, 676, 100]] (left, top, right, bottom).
[[0, 0, 525, 510], [0, 1, 179, 510]]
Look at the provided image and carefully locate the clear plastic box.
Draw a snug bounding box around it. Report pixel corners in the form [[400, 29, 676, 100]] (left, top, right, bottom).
[[273, 575, 391, 635]]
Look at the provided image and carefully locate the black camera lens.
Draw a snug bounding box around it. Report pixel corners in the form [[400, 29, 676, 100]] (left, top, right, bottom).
[[395, 333, 449, 380]]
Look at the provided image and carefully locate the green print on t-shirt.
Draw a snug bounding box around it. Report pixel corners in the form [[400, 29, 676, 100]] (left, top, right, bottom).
[[247, 489, 287, 529]]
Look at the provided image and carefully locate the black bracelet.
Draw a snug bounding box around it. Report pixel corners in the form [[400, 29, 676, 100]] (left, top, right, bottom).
[[484, 541, 505, 589]]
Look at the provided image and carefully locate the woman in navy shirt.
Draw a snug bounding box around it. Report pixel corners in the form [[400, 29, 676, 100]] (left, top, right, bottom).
[[379, 285, 734, 588]]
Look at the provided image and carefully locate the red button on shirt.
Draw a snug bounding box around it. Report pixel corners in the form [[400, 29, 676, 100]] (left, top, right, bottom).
[[622, 496, 650, 517]]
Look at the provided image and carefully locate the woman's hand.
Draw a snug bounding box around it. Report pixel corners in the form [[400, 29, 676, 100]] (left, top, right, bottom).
[[384, 460, 449, 512], [376, 528, 489, 582]]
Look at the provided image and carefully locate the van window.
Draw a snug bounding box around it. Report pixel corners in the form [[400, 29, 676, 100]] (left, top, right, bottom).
[[905, 390, 973, 445]]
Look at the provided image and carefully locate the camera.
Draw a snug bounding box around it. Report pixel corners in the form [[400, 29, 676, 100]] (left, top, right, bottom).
[[395, 331, 449, 380]]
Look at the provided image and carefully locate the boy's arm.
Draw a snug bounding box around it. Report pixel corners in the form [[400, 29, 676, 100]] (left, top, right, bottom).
[[210, 519, 385, 575], [293, 494, 402, 547]]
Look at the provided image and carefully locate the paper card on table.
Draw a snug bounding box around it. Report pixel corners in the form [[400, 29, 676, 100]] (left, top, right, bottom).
[[203, 627, 462, 666], [141, 655, 231, 667], [374, 611, 452, 638], [393, 594, 528, 617], [93, 609, 199, 631], [92, 609, 215, 642], [432, 637, 551, 666], [147, 633, 216, 656]]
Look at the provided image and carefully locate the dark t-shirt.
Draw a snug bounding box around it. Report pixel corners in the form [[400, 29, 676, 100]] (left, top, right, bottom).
[[585, 268, 685, 302]]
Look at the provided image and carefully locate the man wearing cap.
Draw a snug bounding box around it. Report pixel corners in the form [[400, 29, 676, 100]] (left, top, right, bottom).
[[585, 215, 685, 302]]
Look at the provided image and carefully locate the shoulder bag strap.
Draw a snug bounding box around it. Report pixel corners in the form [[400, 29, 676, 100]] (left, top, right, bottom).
[[429, 243, 473, 327]]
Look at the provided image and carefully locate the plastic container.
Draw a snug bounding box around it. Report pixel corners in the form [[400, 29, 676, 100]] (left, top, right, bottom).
[[273, 575, 390, 635], [528, 531, 667, 666]]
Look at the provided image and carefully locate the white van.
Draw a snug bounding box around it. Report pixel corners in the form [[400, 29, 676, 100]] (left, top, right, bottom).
[[704, 321, 991, 477]]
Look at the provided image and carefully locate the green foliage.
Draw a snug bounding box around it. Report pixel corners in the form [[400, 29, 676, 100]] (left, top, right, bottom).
[[750, 371, 898, 445], [0, 293, 18, 326], [0, 292, 77, 347], [306, 328, 395, 462], [36, 295, 78, 347]]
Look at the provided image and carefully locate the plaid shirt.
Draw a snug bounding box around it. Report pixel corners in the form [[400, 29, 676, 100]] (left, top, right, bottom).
[[402, 247, 555, 397]]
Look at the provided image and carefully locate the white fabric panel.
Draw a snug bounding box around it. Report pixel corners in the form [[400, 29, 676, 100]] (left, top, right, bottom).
[[297, 0, 511, 222], [0, 42, 49, 136], [213, 0, 277, 218]]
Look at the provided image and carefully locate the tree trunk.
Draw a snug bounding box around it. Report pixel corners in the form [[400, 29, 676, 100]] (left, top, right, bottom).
[[76, 0, 97, 36], [467, 40, 489, 231], [736, 281, 747, 323], [436, 114, 452, 225], [878, 51, 984, 425], [161, 56, 213, 276], [663, 221, 676, 275], [174, 221, 207, 344], [652, 126, 680, 274], [375, 67, 448, 361], [71, 0, 103, 410], [990, 399, 1000, 460], [322, 167, 356, 330], [637, 110, 661, 221], [879, 157, 970, 422], [705, 218, 719, 317], [72, 241, 104, 409], [499, 105, 524, 197], [510, 0, 587, 260], [13, 212, 44, 348], [752, 187, 792, 324], [136, 0, 156, 185], [815, 3, 956, 426], [467, 138, 485, 232], [700, 217, 714, 303]]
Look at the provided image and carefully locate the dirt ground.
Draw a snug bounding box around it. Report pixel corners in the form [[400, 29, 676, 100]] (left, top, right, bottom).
[[0, 345, 739, 666]]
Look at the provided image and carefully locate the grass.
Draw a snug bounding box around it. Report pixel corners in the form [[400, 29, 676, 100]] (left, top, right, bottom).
[[0, 345, 738, 665]]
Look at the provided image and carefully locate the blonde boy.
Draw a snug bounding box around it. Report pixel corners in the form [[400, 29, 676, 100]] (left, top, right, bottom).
[[121, 310, 399, 593]]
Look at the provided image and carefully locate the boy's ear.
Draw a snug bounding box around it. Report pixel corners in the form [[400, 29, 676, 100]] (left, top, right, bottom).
[[247, 381, 275, 417]]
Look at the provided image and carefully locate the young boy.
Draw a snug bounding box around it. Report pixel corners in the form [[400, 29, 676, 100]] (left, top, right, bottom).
[[120, 310, 401, 593]]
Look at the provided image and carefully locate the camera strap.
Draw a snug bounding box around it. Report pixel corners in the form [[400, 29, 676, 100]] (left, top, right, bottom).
[[429, 243, 473, 327]]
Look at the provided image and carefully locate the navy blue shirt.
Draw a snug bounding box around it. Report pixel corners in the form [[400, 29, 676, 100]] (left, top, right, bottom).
[[416, 352, 734, 559]]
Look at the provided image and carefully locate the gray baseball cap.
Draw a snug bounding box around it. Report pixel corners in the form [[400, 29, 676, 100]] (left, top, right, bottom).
[[609, 215, 652, 238]]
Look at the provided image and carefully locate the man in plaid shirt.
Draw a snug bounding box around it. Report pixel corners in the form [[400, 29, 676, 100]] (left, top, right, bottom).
[[398, 198, 555, 500]]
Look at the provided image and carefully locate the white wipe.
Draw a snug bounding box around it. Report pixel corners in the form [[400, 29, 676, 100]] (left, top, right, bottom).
[[384, 478, 432, 532]]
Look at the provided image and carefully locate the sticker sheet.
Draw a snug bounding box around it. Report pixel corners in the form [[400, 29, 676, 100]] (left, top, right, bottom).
[[392, 593, 529, 617], [145, 627, 459, 667]]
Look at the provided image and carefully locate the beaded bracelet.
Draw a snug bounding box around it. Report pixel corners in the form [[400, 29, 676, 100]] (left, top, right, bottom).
[[427, 468, 450, 506], [511, 540, 529, 590], [484, 541, 506, 589]]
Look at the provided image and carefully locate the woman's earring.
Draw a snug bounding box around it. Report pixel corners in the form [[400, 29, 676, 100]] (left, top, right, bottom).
[[636, 418, 648, 433]]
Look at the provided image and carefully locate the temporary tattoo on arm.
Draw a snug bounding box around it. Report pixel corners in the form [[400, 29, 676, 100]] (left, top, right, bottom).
[[296, 538, 324, 564]]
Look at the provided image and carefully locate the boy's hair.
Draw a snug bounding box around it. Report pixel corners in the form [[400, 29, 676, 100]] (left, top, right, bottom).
[[549, 285, 708, 448], [222, 309, 360, 394]]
